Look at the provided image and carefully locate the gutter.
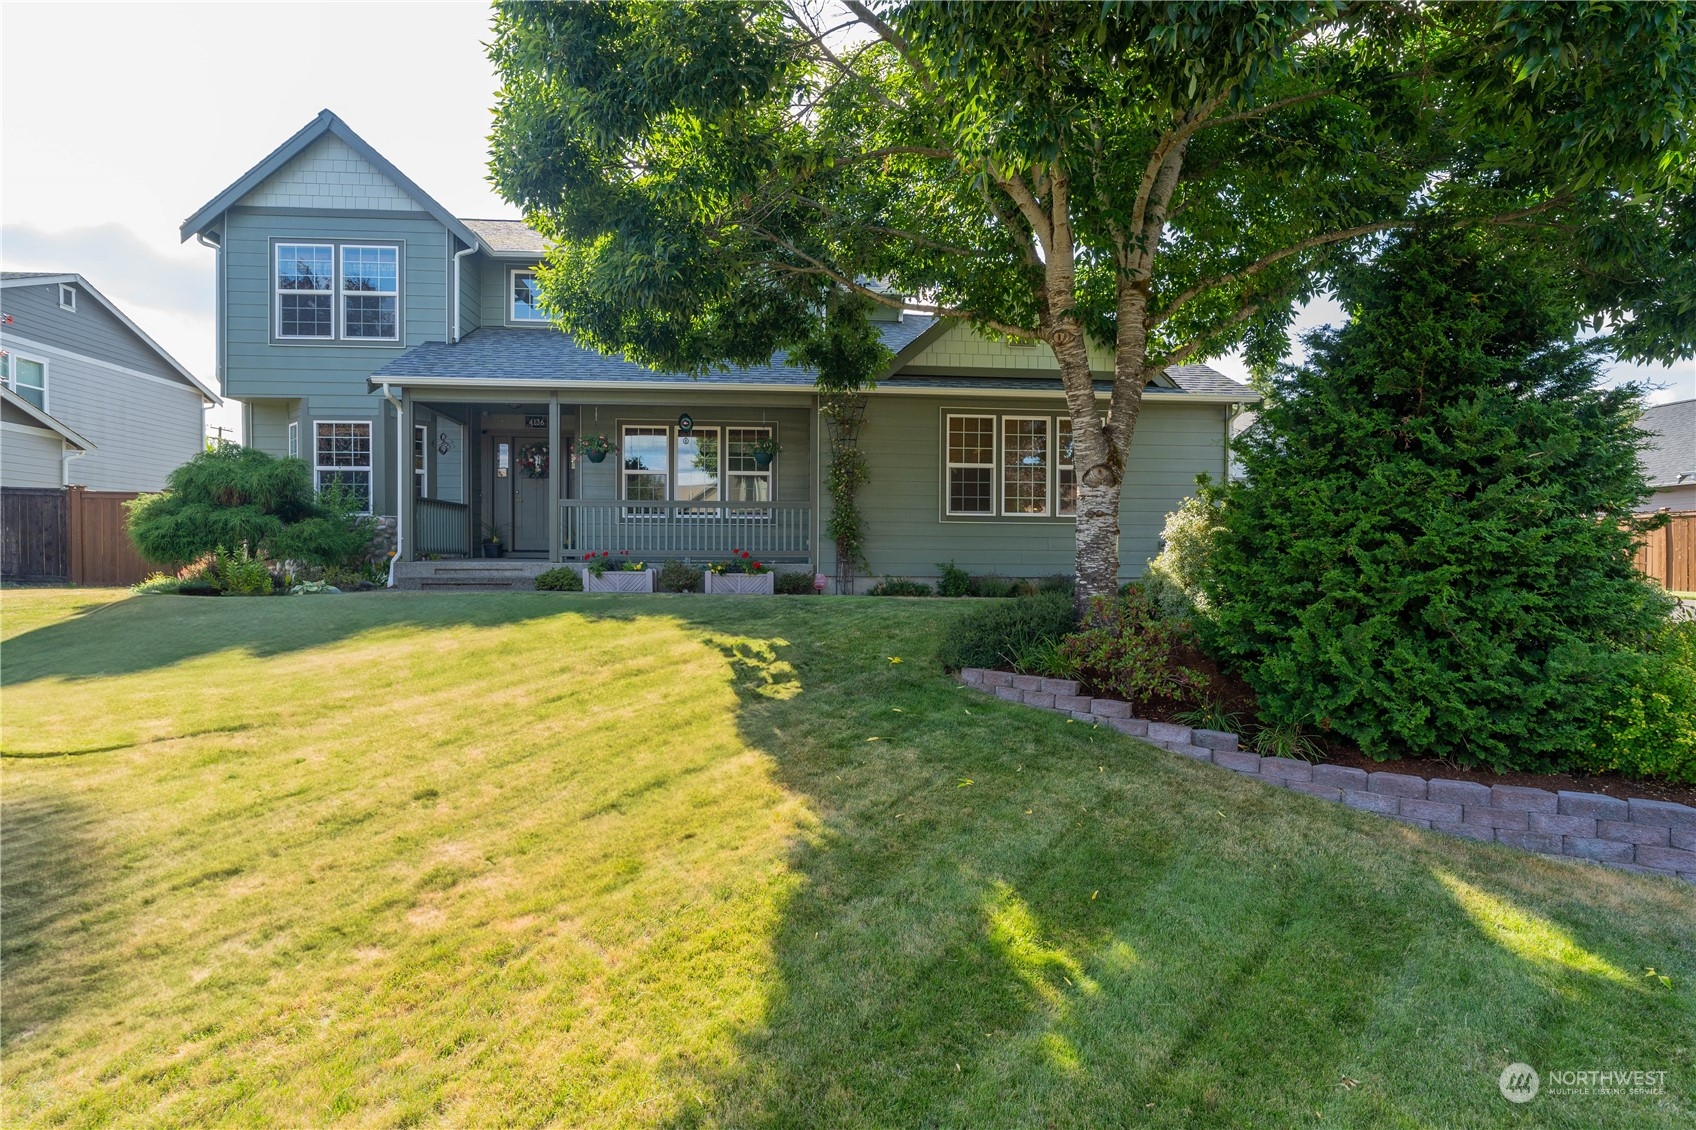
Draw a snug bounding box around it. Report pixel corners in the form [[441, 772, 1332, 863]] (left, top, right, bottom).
[[380, 380, 403, 587], [451, 241, 478, 343]]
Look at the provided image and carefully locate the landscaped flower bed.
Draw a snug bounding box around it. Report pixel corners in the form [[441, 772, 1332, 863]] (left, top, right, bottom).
[[960, 666, 1696, 883]]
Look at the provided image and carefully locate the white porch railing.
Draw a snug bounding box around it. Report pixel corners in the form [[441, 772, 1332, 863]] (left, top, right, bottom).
[[561, 500, 812, 561]]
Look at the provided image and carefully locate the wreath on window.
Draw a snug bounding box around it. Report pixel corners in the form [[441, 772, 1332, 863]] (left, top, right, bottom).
[[515, 441, 549, 479]]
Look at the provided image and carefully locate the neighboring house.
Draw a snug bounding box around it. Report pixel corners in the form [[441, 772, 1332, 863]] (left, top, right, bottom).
[[1638, 398, 1696, 512], [181, 110, 1257, 589], [0, 272, 219, 491]]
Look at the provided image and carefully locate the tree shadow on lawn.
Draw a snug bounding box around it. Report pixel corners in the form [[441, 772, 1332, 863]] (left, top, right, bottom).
[[1, 794, 115, 1051], [659, 608, 1696, 1129]]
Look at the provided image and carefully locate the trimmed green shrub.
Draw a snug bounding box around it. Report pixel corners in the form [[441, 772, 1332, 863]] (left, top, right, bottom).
[[869, 576, 932, 597], [937, 591, 1077, 671], [127, 443, 373, 569], [535, 566, 585, 592], [656, 560, 703, 592], [1035, 574, 1075, 596], [774, 570, 818, 595], [936, 560, 971, 597], [967, 574, 1015, 598], [1579, 620, 1696, 783], [1059, 587, 1209, 712], [1202, 231, 1672, 772]]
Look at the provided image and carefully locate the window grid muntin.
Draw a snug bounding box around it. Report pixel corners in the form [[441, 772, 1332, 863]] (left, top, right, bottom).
[[1002, 416, 1050, 516], [1057, 417, 1077, 516], [511, 271, 549, 322], [340, 245, 399, 340], [313, 420, 373, 512], [274, 241, 400, 341], [726, 426, 773, 503], [414, 423, 428, 499], [276, 243, 335, 339], [621, 425, 670, 505], [945, 414, 996, 515]]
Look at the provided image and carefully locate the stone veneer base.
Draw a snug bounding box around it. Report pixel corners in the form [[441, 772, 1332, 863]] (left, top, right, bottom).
[[957, 667, 1696, 884]]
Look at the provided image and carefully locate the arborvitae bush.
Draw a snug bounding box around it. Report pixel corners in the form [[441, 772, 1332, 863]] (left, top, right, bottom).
[[127, 443, 373, 569], [1201, 232, 1676, 773]]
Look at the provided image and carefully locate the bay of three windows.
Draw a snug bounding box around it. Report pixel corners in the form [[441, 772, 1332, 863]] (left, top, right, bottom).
[[946, 413, 1079, 518], [276, 243, 399, 341], [621, 425, 774, 504]]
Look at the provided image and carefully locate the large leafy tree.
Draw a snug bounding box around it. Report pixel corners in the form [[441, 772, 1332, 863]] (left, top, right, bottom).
[[489, 0, 1694, 600]]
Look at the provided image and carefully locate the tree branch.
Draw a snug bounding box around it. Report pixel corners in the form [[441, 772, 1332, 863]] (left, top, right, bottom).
[[1199, 89, 1335, 130], [842, 0, 934, 94]]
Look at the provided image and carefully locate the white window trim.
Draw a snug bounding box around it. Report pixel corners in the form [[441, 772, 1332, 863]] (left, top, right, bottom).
[[726, 425, 775, 505], [4, 350, 50, 413], [275, 242, 335, 340], [340, 244, 401, 342], [620, 424, 672, 506], [287, 420, 300, 459], [1001, 415, 1052, 518], [313, 419, 374, 514], [509, 269, 550, 325], [58, 283, 76, 312], [944, 413, 997, 517], [274, 241, 401, 342], [618, 423, 780, 506], [1056, 417, 1077, 517], [414, 423, 429, 499]]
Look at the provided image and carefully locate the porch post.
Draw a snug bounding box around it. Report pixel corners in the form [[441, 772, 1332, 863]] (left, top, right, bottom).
[[547, 392, 562, 562], [399, 390, 415, 562]]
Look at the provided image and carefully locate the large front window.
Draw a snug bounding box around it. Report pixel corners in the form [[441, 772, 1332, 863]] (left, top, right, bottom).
[[621, 426, 670, 502], [315, 421, 372, 512], [511, 271, 549, 322], [1002, 416, 1050, 516], [276, 242, 399, 341], [946, 415, 995, 515], [946, 411, 1083, 519], [620, 423, 775, 505]]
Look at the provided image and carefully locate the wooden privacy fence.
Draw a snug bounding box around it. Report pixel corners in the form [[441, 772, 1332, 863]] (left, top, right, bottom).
[[1, 486, 153, 586], [1634, 510, 1696, 595]]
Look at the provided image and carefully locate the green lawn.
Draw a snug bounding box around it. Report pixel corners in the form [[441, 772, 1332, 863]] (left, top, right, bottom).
[[3, 589, 1693, 1128]]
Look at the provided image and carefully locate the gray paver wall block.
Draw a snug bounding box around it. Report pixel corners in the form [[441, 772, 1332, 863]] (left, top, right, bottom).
[[1165, 743, 1213, 762], [1490, 785, 1558, 813], [1434, 821, 1494, 842], [1528, 813, 1597, 838], [1402, 799, 1464, 823], [1107, 717, 1149, 737], [1054, 695, 1092, 713], [1429, 779, 1493, 807], [1563, 837, 1636, 864], [1089, 699, 1132, 719], [1556, 791, 1628, 820], [983, 670, 1014, 688], [1040, 678, 1080, 697], [1313, 765, 1369, 791], [1261, 758, 1314, 784], [1463, 807, 1529, 832], [1213, 751, 1262, 775], [1011, 674, 1044, 692], [1628, 799, 1696, 831], [1597, 820, 1669, 847], [1614, 862, 1678, 877], [1636, 845, 1696, 872], [1191, 729, 1240, 752], [1343, 790, 1400, 815], [1290, 781, 1343, 801], [1023, 691, 1056, 709], [1496, 830, 1563, 854], [961, 668, 986, 686], [1145, 722, 1194, 745], [1368, 772, 1427, 800], [1397, 817, 1432, 830], [994, 685, 1023, 702], [1070, 711, 1099, 724], [1672, 828, 1696, 852]]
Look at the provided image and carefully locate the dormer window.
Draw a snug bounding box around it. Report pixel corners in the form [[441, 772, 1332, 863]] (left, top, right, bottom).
[[275, 242, 400, 342], [58, 283, 77, 311], [511, 270, 549, 323]]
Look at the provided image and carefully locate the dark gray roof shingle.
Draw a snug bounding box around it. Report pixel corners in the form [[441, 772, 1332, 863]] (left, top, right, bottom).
[[1640, 398, 1696, 489], [461, 219, 548, 255]]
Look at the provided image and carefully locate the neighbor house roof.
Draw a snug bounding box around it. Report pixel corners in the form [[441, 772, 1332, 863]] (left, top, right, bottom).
[[0, 385, 95, 450], [1639, 398, 1696, 490], [369, 321, 1257, 401], [0, 273, 221, 405], [460, 219, 548, 257], [179, 109, 481, 250]]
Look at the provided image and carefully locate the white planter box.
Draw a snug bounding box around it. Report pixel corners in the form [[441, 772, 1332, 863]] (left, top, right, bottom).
[[582, 568, 656, 593], [705, 572, 775, 595]]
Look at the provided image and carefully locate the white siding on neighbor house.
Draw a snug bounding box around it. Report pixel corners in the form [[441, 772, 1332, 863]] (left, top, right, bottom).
[[242, 135, 424, 212], [1, 423, 68, 488], [33, 350, 205, 491], [1644, 484, 1696, 511]]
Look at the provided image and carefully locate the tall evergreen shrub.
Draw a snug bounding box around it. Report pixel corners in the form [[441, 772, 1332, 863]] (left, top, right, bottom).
[[1202, 233, 1673, 772]]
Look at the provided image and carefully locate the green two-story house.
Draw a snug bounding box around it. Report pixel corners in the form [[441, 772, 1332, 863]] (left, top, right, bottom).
[[182, 110, 1256, 590]]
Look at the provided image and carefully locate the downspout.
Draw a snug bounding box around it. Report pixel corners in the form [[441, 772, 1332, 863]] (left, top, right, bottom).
[[451, 241, 478, 343], [61, 447, 86, 486], [382, 380, 404, 586]]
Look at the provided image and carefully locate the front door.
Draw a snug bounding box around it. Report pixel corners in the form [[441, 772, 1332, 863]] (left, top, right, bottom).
[[492, 435, 551, 554]]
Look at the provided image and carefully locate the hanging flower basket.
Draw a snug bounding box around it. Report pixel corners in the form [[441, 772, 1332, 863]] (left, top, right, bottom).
[[751, 451, 774, 470], [515, 441, 549, 478], [577, 433, 617, 465], [584, 450, 608, 464]]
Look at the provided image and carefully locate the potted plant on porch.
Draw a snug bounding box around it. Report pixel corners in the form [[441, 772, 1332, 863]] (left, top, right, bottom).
[[580, 550, 656, 592], [577, 434, 617, 465], [479, 522, 507, 558], [704, 550, 775, 595]]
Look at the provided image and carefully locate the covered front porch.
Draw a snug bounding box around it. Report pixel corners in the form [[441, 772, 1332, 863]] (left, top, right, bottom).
[[394, 389, 817, 568]]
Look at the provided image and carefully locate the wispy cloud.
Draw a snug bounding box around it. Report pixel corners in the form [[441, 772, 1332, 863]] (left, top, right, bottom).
[[2, 223, 211, 317]]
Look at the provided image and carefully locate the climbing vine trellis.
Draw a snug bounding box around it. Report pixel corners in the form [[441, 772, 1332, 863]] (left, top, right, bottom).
[[821, 394, 868, 593]]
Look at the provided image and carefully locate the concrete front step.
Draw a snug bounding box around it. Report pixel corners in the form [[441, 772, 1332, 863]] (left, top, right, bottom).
[[394, 558, 556, 591]]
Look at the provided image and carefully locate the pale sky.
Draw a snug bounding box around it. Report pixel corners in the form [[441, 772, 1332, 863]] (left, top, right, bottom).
[[2, 1, 1689, 441]]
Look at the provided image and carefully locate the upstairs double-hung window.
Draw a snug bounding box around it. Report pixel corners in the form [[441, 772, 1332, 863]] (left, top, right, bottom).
[[276, 243, 399, 341]]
